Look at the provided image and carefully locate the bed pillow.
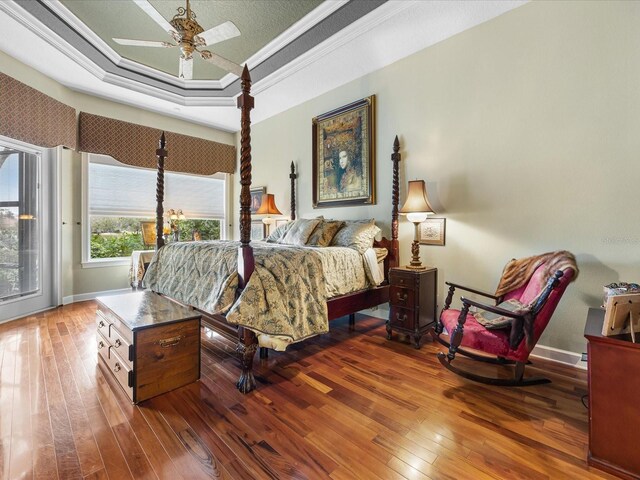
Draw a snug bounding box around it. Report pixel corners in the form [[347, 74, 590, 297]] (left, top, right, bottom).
[[281, 218, 322, 245], [306, 220, 345, 247], [331, 220, 381, 254], [266, 221, 293, 243]]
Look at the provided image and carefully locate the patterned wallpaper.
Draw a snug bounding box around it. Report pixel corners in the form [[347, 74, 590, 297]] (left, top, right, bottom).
[[0, 73, 77, 149], [78, 112, 236, 175]]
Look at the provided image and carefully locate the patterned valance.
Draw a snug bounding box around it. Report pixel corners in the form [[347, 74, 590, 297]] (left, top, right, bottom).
[[0, 73, 77, 149], [78, 112, 235, 175]]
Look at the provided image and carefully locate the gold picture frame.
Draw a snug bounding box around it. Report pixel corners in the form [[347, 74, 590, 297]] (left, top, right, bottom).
[[419, 218, 446, 246], [312, 95, 376, 208], [250, 186, 266, 214]]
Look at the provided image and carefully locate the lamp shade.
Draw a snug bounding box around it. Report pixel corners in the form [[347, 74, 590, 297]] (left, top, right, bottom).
[[255, 193, 283, 216], [399, 180, 435, 222]]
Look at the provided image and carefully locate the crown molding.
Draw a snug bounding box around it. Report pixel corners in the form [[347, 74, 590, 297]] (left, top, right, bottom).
[[253, 0, 417, 97]]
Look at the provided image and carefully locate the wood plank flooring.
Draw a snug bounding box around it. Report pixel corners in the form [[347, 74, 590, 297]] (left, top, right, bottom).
[[0, 301, 616, 480]]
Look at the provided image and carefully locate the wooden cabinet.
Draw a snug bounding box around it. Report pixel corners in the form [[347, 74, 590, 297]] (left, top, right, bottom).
[[387, 266, 437, 348], [96, 291, 201, 404], [584, 307, 640, 479]]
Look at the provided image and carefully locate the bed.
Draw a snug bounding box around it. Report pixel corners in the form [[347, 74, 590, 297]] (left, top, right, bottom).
[[148, 68, 401, 393]]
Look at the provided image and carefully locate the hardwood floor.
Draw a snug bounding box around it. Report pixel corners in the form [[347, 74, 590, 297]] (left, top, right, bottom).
[[0, 301, 616, 480]]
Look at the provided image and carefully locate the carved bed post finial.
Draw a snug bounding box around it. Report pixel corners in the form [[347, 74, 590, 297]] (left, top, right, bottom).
[[155, 132, 167, 250], [236, 64, 258, 394], [289, 161, 297, 221]]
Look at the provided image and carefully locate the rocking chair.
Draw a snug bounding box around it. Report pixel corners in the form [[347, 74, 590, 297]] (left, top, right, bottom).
[[433, 255, 576, 386]]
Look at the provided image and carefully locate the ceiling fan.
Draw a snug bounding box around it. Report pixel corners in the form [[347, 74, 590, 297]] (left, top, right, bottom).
[[113, 0, 243, 79]]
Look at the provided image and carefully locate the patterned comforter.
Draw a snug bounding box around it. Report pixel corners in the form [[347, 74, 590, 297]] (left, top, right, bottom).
[[143, 240, 369, 350]]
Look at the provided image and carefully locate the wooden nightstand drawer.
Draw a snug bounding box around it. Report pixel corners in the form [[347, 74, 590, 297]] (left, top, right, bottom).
[[390, 286, 415, 308], [389, 270, 417, 289], [390, 306, 414, 330]]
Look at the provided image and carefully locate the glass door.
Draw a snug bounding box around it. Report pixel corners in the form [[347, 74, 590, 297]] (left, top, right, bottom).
[[0, 139, 56, 322]]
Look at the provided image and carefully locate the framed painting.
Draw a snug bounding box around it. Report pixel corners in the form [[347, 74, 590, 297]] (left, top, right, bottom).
[[312, 95, 376, 208], [251, 221, 266, 241], [140, 221, 157, 247], [275, 219, 289, 228], [419, 218, 446, 246], [250, 186, 266, 214]]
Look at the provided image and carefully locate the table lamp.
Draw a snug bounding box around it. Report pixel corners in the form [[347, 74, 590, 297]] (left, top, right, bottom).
[[399, 180, 435, 270], [255, 193, 282, 236]]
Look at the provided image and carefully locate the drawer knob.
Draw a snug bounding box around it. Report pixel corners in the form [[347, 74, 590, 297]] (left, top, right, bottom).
[[114, 339, 121, 348], [98, 341, 104, 349], [396, 292, 408, 302], [98, 321, 105, 328], [114, 363, 121, 373], [158, 335, 183, 348], [396, 313, 407, 322]]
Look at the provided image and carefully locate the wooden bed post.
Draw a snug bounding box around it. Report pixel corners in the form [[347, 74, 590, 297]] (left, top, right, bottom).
[[155, 133, 167, 250], [389, 135, 401, 270], [290, 161, 297, 220], [236, 65, 258, 394]]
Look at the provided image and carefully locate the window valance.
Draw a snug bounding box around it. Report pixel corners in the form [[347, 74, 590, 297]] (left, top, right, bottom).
[[0, 73, 77, 149], [78, 112, 236, 175]]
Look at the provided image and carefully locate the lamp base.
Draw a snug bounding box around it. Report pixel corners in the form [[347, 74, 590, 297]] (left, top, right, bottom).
[[405, 264, 427, 271]]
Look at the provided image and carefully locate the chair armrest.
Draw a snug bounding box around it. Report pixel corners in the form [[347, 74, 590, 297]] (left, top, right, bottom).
[[460, 297, 526, 319], [445, 282, 500, 301]]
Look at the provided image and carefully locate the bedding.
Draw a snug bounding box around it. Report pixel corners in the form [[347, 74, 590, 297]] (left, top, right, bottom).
[[143, 240, 376, 350]]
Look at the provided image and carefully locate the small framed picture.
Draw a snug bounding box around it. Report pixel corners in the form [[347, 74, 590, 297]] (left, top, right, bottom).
[[275, 219, 289, 228], [419, 218, 446, 246], [250, 186, 266, 214], [251, 221, 266, 241]]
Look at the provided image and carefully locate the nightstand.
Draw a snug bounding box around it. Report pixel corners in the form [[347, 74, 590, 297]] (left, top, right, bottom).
[[387, 266, 437, 348]]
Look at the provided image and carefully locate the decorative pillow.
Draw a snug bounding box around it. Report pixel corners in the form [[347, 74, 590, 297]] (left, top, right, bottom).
[[306, 220, 345, 247], [331, 221, 380, 254], [281, 218, 322, 245], [266, 221, 293, 243], [473, 298, 528, 329]]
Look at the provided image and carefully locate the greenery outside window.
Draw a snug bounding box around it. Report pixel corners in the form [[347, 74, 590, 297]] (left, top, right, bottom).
[[83, 154, 226, 265]]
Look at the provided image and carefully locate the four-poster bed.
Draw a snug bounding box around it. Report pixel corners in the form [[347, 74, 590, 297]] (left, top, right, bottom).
[[150, 67, 400, 393]]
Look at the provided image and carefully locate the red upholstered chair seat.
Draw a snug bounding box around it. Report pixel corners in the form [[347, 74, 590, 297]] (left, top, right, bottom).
[[439, 309, 514, 359]]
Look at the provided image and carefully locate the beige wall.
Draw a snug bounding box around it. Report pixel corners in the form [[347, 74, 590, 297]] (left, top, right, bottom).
[[1, 50, 235, 297], [242, 1, 640, 354]]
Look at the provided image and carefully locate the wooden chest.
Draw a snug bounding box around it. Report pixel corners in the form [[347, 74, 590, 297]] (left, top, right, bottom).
[[96, 291, 201, 404]]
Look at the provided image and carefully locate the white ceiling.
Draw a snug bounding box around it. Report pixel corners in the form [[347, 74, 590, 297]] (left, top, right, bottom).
[[0, 1, 526, 133]]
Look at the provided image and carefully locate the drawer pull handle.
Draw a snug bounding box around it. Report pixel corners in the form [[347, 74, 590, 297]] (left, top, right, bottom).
[[114, 339, 121, 348], [396, 313, 407, 322], [396, 292, 408, 302], [98, 341, 104, 349], [114, 363, 121, 373], [98, 321, 105, 329], [158, 335, 183, 348]]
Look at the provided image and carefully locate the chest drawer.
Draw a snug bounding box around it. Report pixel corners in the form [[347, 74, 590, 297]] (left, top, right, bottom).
[[106, 346, 134, 401], [97, 331, 109, 364], [109, 325, 133, 368], [390, 285, 415, 308], [390, 271, 418, 290], [96, 310, 111, 339]]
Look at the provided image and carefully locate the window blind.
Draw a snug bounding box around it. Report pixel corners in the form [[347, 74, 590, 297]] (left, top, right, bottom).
[[88, 155, 225, 219]]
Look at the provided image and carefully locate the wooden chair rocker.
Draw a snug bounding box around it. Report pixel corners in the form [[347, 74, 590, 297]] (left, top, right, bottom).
[[433, 252, 577, 386]]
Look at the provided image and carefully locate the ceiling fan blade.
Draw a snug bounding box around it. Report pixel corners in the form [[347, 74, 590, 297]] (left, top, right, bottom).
[[113, 38, 175, 48], [199, 50, 243, 77], [194, 21, 241, 47], [132, 0, 174, 34], [179, 56, 193, 80]]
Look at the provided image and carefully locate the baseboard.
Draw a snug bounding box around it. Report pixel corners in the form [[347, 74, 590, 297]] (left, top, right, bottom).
[[62, 288, 132, 305], [530, 344, 587, 370], [0, 305, 58, 325], [358, 306, 586, 370]]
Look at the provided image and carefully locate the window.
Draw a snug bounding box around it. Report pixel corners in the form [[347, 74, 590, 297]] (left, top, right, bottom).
[[0, 145, 40, 299], [83, 154, 226, 265]]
